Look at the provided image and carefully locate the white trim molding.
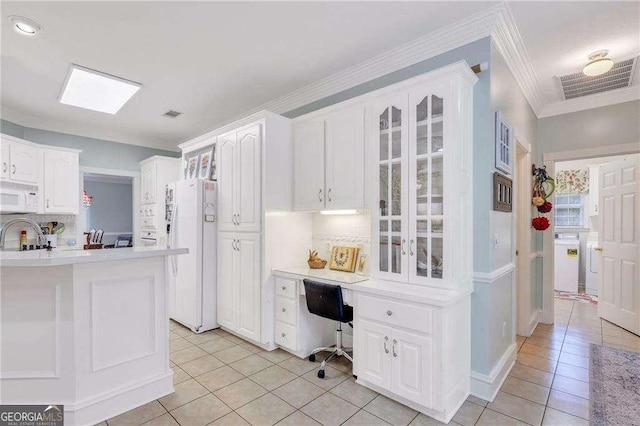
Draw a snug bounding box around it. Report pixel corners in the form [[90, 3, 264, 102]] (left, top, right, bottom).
[[539, 86, 640, 118], [470, 343, 517, 401], [473, 263, 516, 284], [542, 142, 640, 162]]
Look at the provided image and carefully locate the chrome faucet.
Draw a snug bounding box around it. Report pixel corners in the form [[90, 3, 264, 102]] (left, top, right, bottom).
[[0, 218, 47, 250]]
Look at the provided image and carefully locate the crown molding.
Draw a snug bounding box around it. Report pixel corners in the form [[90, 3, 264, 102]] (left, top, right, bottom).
[[538, 85, 640, 118], [491, 4, 546, 116]]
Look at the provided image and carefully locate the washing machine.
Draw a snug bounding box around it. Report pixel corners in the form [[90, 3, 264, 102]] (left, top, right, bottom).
[[554, 233, 580, 293], [585, 236, 600, 296]]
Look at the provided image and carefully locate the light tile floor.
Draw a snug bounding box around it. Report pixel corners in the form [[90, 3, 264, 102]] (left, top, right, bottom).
[[100, 299, 640, 426]]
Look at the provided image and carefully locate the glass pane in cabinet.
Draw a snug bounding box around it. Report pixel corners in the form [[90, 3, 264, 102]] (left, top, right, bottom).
[[431, 232, 443, 279], [416, 158, 428, 215], [431, 156, 443, 197], [416, 220, 429, 277], [380, 108, 389, 161], [391, 162, 402, 216], [432, 121, 443, 153], [432, 95, 443, 117], [379, 164, 389, 217], [379, 235, 389, 273], [391, 220, 402, 274], [431, 196, 443, 216], [416, 97, 428, 155], [391, 106, 402, 160]]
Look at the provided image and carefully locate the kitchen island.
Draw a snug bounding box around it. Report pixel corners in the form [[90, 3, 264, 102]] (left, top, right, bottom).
[[0, 247, 188, 425]]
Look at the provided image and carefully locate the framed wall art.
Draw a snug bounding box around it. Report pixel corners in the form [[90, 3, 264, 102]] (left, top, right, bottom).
[[329, 246, 360, 273], [186, 155, 199, 179], [495, 111, 512, 175], [198, 149, 214, 180]]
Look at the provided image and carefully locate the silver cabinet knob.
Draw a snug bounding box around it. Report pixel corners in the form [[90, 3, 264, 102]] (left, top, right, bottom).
[[282, 286, 286, 291], [387, 310, 392, 316], [282, 307, 286, 312], [281, 333, 286, 337]]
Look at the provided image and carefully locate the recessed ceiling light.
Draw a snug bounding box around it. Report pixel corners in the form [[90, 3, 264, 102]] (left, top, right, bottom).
[[583, 50, 614, 77], [59, 64, 142, 114], [8, 16, 43, 36]]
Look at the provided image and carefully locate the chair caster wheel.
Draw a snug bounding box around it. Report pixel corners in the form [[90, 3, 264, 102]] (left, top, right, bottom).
[[309, 354, 316, 362], [317, 370, 325, 379]]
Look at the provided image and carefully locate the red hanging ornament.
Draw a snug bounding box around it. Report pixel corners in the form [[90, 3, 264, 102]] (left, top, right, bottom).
[[537, 201, 553, 213], [532, 217, 550, 231]]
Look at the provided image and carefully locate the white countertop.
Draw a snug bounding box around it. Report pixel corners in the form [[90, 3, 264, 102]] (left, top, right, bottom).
[[0, 246, 188, 267], [273, 266, 369, 284], [273, 266, 472, 307]]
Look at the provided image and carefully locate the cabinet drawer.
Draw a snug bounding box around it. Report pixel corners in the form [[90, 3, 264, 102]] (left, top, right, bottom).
[[275, 277, 297, 299], [276, 297, 297, 326], [275, 321, 297, 350], [358, 294, 432, 335]]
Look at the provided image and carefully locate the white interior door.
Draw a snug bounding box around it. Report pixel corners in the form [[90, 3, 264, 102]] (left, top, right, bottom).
[[236, 126, 261, 233], [598, 158, 640, 334], [293, 121, 325, 210], [236, 233, 261, 341]]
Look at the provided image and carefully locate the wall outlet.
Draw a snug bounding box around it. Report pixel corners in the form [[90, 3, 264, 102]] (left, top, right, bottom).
[[502, 322, 507, 338], [494, 234, 499, 249]]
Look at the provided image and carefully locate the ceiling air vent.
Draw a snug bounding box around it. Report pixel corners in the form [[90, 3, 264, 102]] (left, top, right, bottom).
[[557, 56, 638, 100], [163, 110, 182, 118]]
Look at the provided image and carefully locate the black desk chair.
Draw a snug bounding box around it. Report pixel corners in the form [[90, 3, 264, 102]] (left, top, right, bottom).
[[303, 279, 353, 378]]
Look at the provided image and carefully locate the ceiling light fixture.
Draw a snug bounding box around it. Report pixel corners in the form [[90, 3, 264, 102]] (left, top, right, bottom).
[[59, 64, 142, 114], [8, 16, 43, 36], [583, 50, 614, 77]]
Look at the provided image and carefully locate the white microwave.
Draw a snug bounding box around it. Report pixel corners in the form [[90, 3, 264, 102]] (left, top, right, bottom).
[[0, 181, 39, 213]]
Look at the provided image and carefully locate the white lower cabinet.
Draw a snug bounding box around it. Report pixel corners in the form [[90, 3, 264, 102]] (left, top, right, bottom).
[[354, 290, 469, 424], [217, 232, 261, 342]]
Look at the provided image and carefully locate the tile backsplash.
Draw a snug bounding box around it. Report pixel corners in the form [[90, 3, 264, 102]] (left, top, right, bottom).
[[312, 210, 371, 271], [0, 214, 77, 249]]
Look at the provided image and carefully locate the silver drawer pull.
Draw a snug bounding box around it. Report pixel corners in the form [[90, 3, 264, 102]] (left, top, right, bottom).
[[383, 336, 389, 354], [392, 339, 398, 357], [387, 310, 392, 316]]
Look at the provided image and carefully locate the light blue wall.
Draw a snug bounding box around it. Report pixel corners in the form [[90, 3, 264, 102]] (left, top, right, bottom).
[[1, 119, 180, 172], [84, 180, 133, 245]]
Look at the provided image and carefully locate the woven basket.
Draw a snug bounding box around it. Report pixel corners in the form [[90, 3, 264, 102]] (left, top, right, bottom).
[[308, 259, 327, 269]]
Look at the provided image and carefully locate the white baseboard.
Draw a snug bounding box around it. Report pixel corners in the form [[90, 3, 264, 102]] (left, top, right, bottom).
[[541, 309, 554, 324], [528, 310, 541, 336], [66, 371, 174, 426], [470, 343, 516, 402]]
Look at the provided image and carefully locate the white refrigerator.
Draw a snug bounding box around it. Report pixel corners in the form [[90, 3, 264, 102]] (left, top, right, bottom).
[[167, 179, 218, 333]]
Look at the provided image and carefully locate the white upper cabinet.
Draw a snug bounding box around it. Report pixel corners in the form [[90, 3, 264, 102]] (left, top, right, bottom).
[[43, 149, 79, 214], [217, 125, 262, 233], [140, 161, 157, 204], [293, 121, 325, 210], [293, 106, 365, 211], [325, 109, 365, 209], [372, 66, 475, 290], [1, 138, 40, 184]]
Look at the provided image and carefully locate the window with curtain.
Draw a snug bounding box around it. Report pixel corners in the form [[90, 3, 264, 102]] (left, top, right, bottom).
[[554, 169, 589, 228]]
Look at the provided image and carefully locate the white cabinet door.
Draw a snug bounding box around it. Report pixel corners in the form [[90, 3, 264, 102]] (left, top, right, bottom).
[[325, 108, 364, 209], [217, 233, 236, 330], [236, 126, 261, 233], [293, 121, 325, 210], [0, 142, 9, 180], [357, 319, 392, 390], [10, 142, 39, 184], [391, 328, 433, 408], [218, 133, 237, 232], [236, 233, 261, 341], [43, 150, 79, 214], [141, 162, 157, 204]]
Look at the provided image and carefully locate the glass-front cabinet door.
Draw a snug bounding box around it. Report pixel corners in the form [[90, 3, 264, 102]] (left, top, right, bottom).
[[409, 87, 447, 284], [373, 96, 408, 282]]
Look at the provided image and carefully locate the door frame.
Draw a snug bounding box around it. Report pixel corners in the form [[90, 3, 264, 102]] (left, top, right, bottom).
[[541, 142, 640, 323], [515, 137, 535, 336], [79, 166, 140, 246]]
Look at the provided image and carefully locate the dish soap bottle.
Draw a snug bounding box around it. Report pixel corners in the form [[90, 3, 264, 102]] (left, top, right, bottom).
[[20, 230, 27, 250]]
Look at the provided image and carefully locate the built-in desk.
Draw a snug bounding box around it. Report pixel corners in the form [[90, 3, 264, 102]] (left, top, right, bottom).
[[272, 266, 472, 424]]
